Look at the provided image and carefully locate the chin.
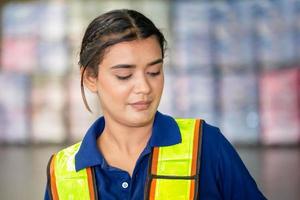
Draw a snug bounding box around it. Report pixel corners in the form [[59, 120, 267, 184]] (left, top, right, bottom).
[[124, 110, 156, 127]]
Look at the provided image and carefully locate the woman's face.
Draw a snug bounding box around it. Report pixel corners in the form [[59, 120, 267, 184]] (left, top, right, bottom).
[[87, 36, 164, 127]]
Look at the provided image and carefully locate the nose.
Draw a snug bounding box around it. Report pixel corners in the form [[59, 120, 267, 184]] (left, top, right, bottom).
[[134, 73, 151, 94]]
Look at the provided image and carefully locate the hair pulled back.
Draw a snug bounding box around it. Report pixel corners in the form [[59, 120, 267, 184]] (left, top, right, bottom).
[[79, 9, 167, 112]]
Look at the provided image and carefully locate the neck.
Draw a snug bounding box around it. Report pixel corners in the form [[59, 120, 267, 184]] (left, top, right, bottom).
[[98, 115, 153, 155]]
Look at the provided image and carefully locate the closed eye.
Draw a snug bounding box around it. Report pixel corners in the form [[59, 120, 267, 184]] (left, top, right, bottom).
[[147, 71, 161, 77], [116, 74, 132, 80]]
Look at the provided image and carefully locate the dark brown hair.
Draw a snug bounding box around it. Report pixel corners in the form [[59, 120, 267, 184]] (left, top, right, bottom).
[[79, 9, 167, 112]]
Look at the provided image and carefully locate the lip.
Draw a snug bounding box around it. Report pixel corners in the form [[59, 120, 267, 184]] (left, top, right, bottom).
[[129, 101, 151, 110]]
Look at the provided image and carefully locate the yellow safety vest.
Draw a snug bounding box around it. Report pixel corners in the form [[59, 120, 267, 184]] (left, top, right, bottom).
[[48, 119, 203, 200]]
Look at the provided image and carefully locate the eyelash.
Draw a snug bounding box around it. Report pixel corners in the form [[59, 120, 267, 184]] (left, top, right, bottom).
[[148, 71, 161, 77], [116, 75, 132, 80], [116, 71, 161, 80]]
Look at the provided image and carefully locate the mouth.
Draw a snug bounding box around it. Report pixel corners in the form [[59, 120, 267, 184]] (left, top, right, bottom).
[[129, 101, 152, 111]]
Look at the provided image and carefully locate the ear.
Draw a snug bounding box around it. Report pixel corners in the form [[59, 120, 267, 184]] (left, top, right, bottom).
[[81, 67, 98, 93]]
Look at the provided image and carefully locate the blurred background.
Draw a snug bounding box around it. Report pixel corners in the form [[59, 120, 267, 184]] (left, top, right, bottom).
[[0, 0, 299, 199]]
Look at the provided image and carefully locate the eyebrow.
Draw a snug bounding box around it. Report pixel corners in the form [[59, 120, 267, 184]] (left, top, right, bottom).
[[110, 58, 163, 69]]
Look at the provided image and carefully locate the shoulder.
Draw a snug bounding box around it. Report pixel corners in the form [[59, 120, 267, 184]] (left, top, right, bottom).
[[201, 121, 223, 142], [200, 120, 240, 166], [199, 120, 245, 181], [47, 142, 83, 178], [59, 142, 82, 155], [54, 142, 82, 159], [201, 121, 227, 155], [50, 142, 82, 167]]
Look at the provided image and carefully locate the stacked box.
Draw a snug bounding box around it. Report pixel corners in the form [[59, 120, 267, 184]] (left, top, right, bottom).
[[172, 2, 212, 73], [172, 73, 216, 125], [213, 1, 255, 73], [37, 40, 69, 74], [220, 73, 260, 144], [188, 74, 215, 124], [67, 1, 85, 41], [234, 1, 256, 68], [280, 0, 297, 63], [1, 3, 39, 73], [251, 1, 276, 67], [1, 37, 38, 73], [67, 1, 86, 73], [210, 2, 242, 70], [172, 73, 190, 117], [38, 2, 66, 41], [251, 0, 294, 70], [0, 73, 30, 143], [1, 2, 39, 37], [37, 2, 69, 75], [260, 68, 300, 145], [293, 0, 300, 59], [30, 74, 67, 143], [67, 73, 100, 142]]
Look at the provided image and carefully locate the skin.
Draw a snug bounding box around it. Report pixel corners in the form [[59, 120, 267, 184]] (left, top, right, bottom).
[[83, 36, 164, 176]]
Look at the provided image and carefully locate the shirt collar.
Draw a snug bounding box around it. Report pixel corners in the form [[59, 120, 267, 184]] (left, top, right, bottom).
[[75, 111, 182, 171]]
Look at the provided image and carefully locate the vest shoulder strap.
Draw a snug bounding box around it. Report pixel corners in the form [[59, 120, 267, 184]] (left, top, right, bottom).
[[47, 142, 98, 200], [145, 119, 204, 200]]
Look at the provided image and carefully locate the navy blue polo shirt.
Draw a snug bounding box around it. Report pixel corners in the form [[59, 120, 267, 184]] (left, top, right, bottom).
[[45, 111, 266, 199]]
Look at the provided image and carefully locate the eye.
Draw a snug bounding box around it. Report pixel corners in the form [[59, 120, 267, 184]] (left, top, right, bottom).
[[116, 74, 132, 80], [147, 71, 161, 77]]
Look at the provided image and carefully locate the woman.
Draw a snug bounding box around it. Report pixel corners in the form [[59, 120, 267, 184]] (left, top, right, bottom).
[[45, 9, 266, 200]]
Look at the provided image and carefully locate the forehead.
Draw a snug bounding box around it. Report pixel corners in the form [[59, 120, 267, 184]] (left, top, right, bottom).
[[101, 36, 162, 66]]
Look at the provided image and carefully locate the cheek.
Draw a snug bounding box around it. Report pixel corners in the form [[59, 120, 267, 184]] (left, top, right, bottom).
[[158, 74, 165, 88], [98, 76, 131, 101], [152, 76, 164, 95]]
